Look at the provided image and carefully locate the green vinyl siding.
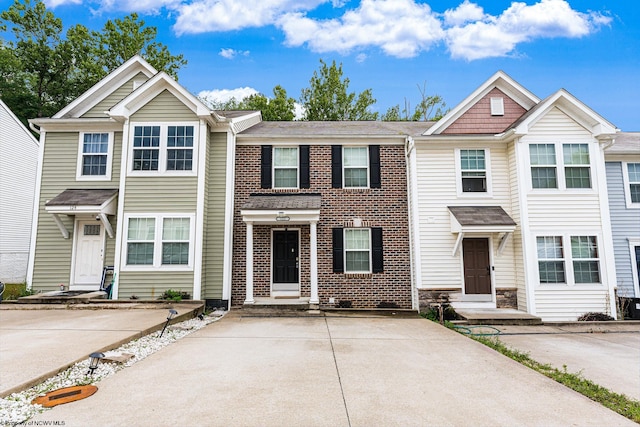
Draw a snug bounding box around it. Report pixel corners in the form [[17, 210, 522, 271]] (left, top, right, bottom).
[[203, 131, 228, 299], [117, 271, 194, 300], [31, 132, 122, 291], [123, 177, 198, 211], [199, 129, 211, 298], [82, 72, 149, 118], [131, 90, 196, 121]]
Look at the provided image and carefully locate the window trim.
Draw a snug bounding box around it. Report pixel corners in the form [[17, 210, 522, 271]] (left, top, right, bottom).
[[623, 162, 640, 209], [121, 213, 195, 271], [128, 122, 198, 176], [342, 146, 370, 189], [272, 146, 299, 189], [344, 228, 372, 274], [535, 234, 602, 286], [528, 143, 594, 192], [455, 148, 493, 197], [76, 132, 114, 181]]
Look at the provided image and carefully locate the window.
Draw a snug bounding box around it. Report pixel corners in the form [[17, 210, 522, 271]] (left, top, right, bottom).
[[626, 163, 640, 205], [261, 146, 309, 189], [536, 236, 565, 283], [344, 228, 371, 273], [343, 147, 369, 188], [536, 235, 601, 285], [166, 126, 194, 171], [273, 147, 298, 188], [571, 236, 600, 283], [460, 149, 487, 192], [529, 143, 592, 190], [530, 144, 557, 189], [127, 218, 155, 265], [130, 123, 196, 174], [77, 133, 112, 180], [563, 144, 591, 188], [332, 227, 383, 274], [162, 218, 190, 265], [124, 215, 193, 269]]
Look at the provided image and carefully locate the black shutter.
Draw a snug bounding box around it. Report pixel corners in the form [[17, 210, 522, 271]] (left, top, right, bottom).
[[300, 145, 310, 189], [331, 145, 342, 188], [372, 227, 383, 273], [332, 228, 344, 273], [261, 145, 272, 189], [369, 145, 381, 188]]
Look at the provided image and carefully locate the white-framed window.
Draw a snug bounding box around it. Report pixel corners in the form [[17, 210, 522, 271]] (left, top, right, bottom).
[[343, 147, 369, 188], [123, 214, 194, 270], [529, 143, 592, 190], [623, 162, 640, 208], [129, 123, 197, 175], [76, 132, 113, 181], [273, 146, 298, 188], [457, 149, 491, 194], [344, 228, 371, 273], [536, 234, 601, 285]]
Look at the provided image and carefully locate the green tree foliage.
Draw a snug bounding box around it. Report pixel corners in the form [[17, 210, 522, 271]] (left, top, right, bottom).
[[381, 82, 447, 121], [201, 85, 296, 121], [0, 0, 185, 124], [300, 59, 378, 121]]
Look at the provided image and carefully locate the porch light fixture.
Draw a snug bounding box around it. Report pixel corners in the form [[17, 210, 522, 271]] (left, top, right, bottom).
[[87, 352, 105, 375], [159, 309, 178, 338], [276, 211, 290, 222]]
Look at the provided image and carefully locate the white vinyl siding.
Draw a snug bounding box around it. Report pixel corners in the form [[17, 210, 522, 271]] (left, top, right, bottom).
[[414, 143, 516, 291]]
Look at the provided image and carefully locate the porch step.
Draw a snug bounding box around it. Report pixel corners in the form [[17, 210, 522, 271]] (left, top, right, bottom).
[[455, 309, 542, 326], [241, 297, 321, 317]]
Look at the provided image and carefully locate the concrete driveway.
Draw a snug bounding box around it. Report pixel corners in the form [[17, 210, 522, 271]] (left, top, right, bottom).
[[25, 311, 635, 427], [490, 322, 640, 401]]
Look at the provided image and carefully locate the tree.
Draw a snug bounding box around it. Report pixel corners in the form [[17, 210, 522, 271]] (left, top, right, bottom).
[[0, 0, 186, 124], [381, 82, 447, 122], [300, 59, 378, 121], [241, 85, 295, 121]]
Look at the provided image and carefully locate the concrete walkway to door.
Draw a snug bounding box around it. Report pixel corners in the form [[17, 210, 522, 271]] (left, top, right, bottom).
[[29, 311, 635, 427]]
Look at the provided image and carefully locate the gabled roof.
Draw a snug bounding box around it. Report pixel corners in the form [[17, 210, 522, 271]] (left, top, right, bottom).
[[509, 89, 617, 138], [108, 72, 223, 125], [424, 71, 539, 136], [53, 55, 157, 119], [239, 121, 433, 138]]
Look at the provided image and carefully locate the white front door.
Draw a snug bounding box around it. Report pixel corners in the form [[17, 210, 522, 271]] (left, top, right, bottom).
[[72, 220, 105, 289]]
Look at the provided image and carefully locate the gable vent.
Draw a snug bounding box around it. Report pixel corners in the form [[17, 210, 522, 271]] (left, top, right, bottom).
[[490, 97, 504, 116]]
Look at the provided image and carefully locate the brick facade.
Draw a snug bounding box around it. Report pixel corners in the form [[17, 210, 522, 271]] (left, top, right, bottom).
[[232, 144, 412, 309]]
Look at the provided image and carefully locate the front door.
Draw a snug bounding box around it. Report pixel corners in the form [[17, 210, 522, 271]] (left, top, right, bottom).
[[72, 220, 104, 288], [272, 230, 299, 293], [462, 238, 491, 296]]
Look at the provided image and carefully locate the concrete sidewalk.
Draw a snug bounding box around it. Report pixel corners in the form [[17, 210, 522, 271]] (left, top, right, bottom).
[[0, 302, 202, 397], [28, 312, 636, 427], [489, 322, 640, 401]]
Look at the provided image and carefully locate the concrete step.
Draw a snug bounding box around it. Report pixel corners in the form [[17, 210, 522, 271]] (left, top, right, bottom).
[[455, 309, 543, 326]]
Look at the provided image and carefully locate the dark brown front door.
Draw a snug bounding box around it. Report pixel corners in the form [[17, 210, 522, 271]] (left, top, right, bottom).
[[463, 238, 491, 295]]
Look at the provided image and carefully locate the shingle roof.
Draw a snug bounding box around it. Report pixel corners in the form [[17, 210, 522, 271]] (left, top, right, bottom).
[[242, 193, 322, 210], [46, 189, 118, 206], [605, 132, 640, 155], [238, 121, 434, 137], [448, 206, 516, 226]]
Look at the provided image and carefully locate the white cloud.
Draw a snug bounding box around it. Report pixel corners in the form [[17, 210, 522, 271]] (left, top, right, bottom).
[[278, 0, 444, 58], [443, 0, 486, 27], [45, 0, 82, 7], [219, 48, 250, 59], [198, 87, 259, 106], [444, 0, 612, 60], [173, 0, 326, 35], [355, 53, 367, 63], [81, 0, 182, 13]]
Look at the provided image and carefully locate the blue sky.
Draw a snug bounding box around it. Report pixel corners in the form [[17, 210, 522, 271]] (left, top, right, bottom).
[[5, 0, 638, 130]]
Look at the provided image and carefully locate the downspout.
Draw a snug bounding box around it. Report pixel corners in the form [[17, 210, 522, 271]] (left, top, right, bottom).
[[405, 136, 422, 312]]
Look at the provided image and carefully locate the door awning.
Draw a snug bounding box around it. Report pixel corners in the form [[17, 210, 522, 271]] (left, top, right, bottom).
[[448, 206, 516, 256], [241, 193, 321, 224], [45, 189, 118, 238]]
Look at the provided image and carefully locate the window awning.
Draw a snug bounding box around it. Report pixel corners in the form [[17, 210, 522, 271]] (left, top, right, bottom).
[[45, 189, 118, 238], [240, 193, 321, 224], [448, 206, 516, 256]]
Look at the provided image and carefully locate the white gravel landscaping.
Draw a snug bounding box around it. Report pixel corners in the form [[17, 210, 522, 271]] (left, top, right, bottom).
[[0, 309, 225, 425]]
